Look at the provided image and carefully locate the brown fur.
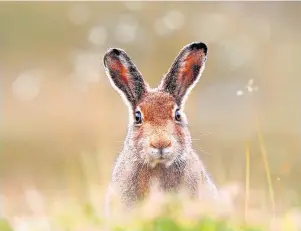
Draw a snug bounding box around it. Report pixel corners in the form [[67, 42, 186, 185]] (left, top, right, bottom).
[[104, 42, 219, 214], [139, 92, 175, 125]]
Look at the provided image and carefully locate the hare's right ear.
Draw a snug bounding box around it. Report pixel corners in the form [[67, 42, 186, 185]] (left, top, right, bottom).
[[159, 42, 208, 106], [103, 48, 147, 107]]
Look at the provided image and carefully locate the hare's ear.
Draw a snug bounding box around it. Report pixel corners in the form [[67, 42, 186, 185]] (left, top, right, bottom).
[[103, 48, 147, 107], [159, 42, 208, 105]]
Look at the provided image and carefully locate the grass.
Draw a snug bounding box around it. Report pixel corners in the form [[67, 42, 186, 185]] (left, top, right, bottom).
[[251, 94, 275, 220], [0, 219, 13, 231], [1, 189, 299, 231], [244, 143, 250, 223], [255, 114, 276, 219], [1, 194, 300, 231]]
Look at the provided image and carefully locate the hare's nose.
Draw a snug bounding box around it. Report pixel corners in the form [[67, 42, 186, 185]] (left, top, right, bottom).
[[150, 138, 172, 150]]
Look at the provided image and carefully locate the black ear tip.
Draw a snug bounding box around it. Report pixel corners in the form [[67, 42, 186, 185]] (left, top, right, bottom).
[[103, 48, 124, 67], [189, 42, 208, 54], [107, 48, 122, 56]]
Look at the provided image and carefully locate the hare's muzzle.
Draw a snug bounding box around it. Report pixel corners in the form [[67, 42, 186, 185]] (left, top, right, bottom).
[[150, 133, 171, 148], [148, 133, 172, 163]]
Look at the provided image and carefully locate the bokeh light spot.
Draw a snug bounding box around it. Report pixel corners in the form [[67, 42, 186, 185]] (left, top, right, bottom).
[[163, 10, 185, 31], [68, 4, 90, 25], [88, 25, 107, 46], [12, 70, 41, 101], [124, 2, 145, 11], [115, 15, 139, 44]]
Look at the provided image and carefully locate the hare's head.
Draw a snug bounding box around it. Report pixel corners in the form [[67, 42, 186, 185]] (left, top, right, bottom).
[[104, 42, 207, 167]]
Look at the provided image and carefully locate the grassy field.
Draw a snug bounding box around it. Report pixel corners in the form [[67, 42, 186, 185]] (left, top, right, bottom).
[[0, 191, 300, 231]]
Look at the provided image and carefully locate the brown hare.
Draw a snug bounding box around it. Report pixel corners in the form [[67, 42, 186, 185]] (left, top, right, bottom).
[[103, 42, 219, 214]]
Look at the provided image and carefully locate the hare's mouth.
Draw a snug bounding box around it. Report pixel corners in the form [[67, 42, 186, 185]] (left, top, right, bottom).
[[148, 147, 173, 168], [150, 158, 167, 168]]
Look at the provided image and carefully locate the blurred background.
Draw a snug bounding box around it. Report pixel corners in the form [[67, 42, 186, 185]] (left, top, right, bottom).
[[1, 1, 301, 224]]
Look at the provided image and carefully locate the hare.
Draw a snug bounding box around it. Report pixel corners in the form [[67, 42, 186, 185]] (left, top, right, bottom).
[[103, 42, 219, 214]]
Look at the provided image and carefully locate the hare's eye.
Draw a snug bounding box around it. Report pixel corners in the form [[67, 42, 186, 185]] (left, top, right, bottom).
[[135, 111, 142, 124], [175, 109, 181, 122]]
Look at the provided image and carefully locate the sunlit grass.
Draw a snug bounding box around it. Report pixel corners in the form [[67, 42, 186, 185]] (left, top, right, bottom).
[[1, 180, 299, 231], [245, 143, 250, 223], [250, 93, 275, 220], [1, 190, 300, 231], [0, 219, 13, 231], [255, 115, 276, 219]]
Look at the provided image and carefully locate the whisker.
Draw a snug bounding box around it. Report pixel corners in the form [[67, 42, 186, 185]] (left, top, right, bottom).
[[196, 147, 212, 156], [107, 148, 122, 152], [192, 132, 212, 141], [198, 132, 212, 136]]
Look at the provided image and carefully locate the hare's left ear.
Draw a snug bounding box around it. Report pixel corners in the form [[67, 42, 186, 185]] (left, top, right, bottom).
[[103, 48, 147, 108], [159, 42, 208, 106]]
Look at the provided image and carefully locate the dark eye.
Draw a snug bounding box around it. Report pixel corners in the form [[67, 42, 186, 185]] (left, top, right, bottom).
[[135, 111, 142, 124], [175, 109, 181, 122]]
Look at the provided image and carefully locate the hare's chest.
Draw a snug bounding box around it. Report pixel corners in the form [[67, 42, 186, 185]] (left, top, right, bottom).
[[132, 164, 185, 200], [149, 165, 184, 192]]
